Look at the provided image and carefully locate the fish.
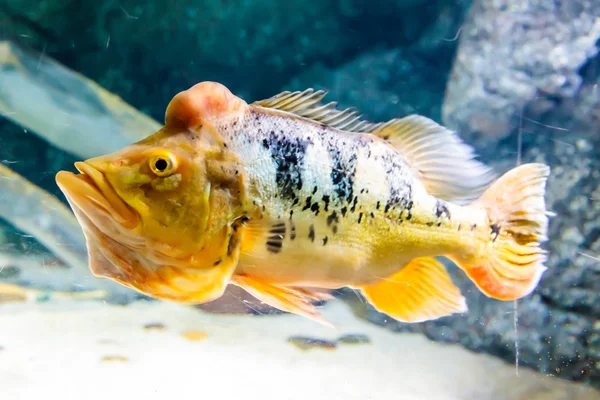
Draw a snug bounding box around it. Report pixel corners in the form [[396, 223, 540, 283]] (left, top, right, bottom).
[[55, 81, 552, 326]]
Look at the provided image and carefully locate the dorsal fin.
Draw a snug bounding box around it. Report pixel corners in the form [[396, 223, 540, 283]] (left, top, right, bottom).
[[253, 89, 384, 133], [371, 115, 497, 205]]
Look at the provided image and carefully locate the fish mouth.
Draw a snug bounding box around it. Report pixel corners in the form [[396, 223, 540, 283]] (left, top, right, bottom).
[[56, 161, 139, 231], [56, 161, 142, 280]]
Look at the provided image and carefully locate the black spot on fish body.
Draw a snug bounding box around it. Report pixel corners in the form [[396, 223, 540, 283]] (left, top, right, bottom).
[[266, 222, 286, 253], [322, 195, 330, 211], [376, 201, 380, 210], [308, 225, 315, 242], [471, 224, 477, 231], [302, 196, 312, 211], [311, 202, 320, 215], [435, 200, 451, 220], [266, 239, 283, 253], [266, 130, 310, 201], [269, 222, 286, 236], [341, 206, 348, 217], [313, 186, 318, 195], [358, 213, 363, 223], [213, 259, 222, 266], [322, 236, 328, 246], [381, 153, 413, 220], [350, 196, 358, 213], [327, 139, 358, 205], [491, 223, 500, 241], [458, 223, 462, 231], [327, 211, 339, 227], [331, 168, 343, 186], [291, 223, 296, 240]]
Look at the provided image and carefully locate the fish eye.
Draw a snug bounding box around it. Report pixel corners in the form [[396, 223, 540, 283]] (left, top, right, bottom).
[[155, 158, 168, 171], [149, 153, 176, 177]]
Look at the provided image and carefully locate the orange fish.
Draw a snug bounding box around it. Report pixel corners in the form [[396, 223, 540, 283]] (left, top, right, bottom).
[[55, 82, 551, 326]]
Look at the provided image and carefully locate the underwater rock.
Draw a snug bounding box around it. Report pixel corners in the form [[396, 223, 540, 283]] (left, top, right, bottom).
[[443, 0, 600, 140], [555, 60, 600, 140], [143, 323, 166, 331], [287, 336, 337, 351], [336, 333, 371, 345]]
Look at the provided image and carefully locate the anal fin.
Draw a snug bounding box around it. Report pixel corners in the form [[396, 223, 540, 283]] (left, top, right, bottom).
[[359, 257, 467, 323], [232, 274, 334, 327]]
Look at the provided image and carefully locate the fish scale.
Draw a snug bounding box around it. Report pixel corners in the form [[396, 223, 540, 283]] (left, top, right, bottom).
[[224, 107, 464, 286]]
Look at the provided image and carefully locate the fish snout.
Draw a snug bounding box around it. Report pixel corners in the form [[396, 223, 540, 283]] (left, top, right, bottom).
[[56, 161, 138, 230]]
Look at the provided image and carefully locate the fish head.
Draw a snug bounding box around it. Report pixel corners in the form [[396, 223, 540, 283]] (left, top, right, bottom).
[[55, 82, 250, 302]]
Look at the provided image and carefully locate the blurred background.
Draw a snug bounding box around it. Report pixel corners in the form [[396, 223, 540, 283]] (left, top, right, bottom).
[[0, 1, 599, 398]]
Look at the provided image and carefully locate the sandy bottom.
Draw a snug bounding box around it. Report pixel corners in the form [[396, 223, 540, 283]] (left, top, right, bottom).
[[0, 298, 598, 400]]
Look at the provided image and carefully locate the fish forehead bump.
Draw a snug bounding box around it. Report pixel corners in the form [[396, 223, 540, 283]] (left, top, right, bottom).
[[165, 81, 247, 129]]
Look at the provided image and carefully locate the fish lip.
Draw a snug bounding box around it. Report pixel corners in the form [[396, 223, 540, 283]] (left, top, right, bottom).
[[56, 161, 139, 230]]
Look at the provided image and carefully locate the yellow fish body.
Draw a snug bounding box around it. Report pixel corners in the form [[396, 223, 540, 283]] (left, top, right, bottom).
[[55, 82, 551, 326]]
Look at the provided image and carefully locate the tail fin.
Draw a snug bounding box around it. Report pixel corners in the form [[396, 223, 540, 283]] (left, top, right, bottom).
[[449, 163, 552, 301]]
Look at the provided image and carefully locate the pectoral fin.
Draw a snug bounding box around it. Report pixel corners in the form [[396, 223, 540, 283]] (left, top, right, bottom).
[[359, 257, 467, 323], [232, 274, 334, 327]]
